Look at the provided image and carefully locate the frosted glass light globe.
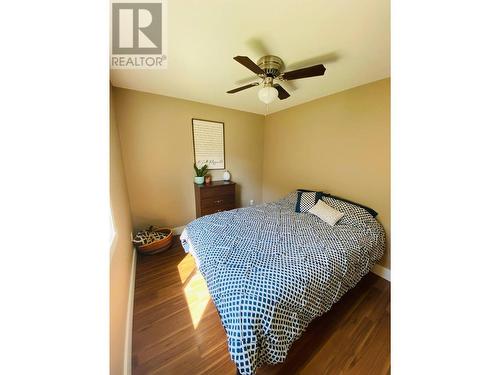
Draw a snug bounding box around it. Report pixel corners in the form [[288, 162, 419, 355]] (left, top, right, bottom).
[[258, 86, 279, 104]]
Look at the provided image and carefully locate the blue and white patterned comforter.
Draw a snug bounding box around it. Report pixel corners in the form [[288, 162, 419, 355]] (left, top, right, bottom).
[[182, 192, 385, 374]]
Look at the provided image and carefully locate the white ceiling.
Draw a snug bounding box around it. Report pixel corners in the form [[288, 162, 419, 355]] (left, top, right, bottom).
[[110, 0, 390, 115]]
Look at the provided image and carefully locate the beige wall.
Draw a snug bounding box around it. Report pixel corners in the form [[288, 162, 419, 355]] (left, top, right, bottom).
[[112, 87, 265, 230], [262, 79, 391, 268], [110, 91, 135, 375], [112, 79, 390, 270]]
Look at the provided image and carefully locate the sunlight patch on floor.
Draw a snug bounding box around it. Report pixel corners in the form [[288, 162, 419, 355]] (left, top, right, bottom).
[[183, 270, 210, 329], [177, 253, 196, 283]]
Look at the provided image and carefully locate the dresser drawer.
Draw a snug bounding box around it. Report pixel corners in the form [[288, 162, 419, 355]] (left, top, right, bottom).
[[200, 203, 235, 216], [199, 184, 235, 198], [200, 194, 235, 209], [194, 181, 236, 218]]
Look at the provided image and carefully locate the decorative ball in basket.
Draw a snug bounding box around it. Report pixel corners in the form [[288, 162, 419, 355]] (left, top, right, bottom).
[[132, 226, 173, 255]]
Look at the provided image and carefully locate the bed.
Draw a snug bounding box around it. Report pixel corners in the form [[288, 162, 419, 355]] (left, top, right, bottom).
[[180, 191, 385, 375]]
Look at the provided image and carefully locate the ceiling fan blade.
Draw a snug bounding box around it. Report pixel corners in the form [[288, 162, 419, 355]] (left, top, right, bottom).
[[233, 56, 265, 75], [226, 82, 260, 94], [282, 64, 326, 80], [273, 84, 290, 100]]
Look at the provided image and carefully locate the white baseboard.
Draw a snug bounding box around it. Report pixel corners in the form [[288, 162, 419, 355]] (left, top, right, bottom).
[[172, 225, 186, 235], [124, 248, 137, 375], [371, 263, 391, 282]]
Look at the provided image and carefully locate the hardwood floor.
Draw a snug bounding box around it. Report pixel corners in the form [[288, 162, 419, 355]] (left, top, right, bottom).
[[132, 237, 390, 375]]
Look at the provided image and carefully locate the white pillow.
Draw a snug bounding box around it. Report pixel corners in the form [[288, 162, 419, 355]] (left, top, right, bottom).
[[308, 199, 345, 226]]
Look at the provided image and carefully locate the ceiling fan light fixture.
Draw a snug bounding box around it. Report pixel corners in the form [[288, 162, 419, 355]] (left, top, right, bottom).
[[258, 85, 278, 104]]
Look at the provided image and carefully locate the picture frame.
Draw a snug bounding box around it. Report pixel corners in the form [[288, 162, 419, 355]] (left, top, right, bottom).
[[191, 118, 225, 170]]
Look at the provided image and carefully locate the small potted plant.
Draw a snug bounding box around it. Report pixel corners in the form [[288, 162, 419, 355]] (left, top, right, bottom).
[[193, 163, 208, 184]]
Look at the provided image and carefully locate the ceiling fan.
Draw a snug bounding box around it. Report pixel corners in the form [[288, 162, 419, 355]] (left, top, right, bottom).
[[227, 55, 326, 104]]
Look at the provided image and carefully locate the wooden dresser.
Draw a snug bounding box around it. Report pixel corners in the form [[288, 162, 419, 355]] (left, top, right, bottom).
[[194, 181, 236, 218]]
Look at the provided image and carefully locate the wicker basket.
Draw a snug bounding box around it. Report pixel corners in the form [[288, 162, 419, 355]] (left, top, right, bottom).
[[136, 227, 173, 255]]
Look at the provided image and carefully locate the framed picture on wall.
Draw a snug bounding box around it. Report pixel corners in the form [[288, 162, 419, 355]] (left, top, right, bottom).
[[192, 118, 225, 170]]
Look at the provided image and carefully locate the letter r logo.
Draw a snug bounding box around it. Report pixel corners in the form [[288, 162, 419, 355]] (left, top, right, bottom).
[[112, 3, 162, 55]]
